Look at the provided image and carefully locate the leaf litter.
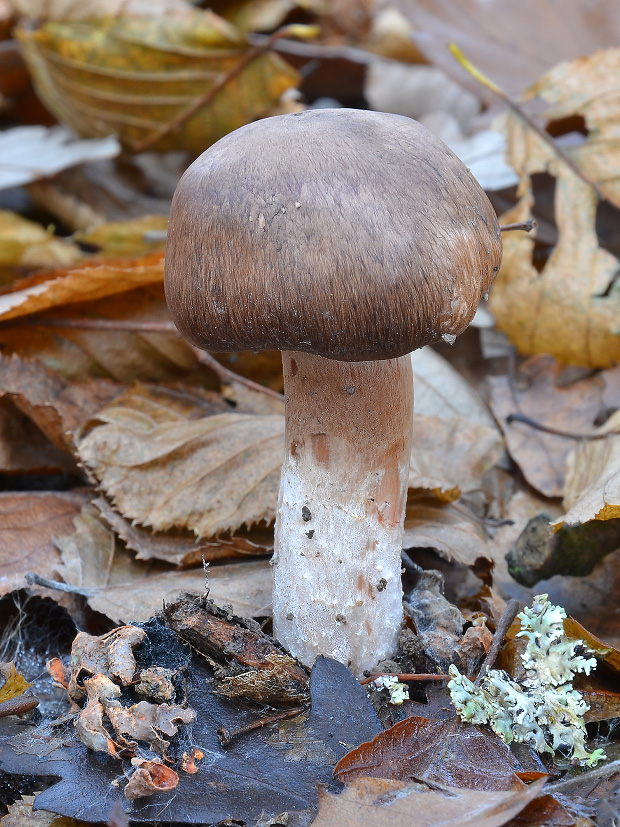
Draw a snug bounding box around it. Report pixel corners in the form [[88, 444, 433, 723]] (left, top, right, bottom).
[[2, 3, 620, 825]]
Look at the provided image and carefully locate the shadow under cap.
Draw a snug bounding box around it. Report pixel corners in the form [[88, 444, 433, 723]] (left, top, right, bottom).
[[165, 108, 502, 362]]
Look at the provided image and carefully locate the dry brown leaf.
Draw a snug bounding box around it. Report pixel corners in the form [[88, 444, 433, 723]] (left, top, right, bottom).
[[312, 775, 547, 827], [55, 504, 273, 620], [0, 252, 164, 322], [78, 385, 284, 537], [0, 353, 121, 453], [0, 284, 202, 384], [411, 347, 497, 428], [0, 397, 77, 474], [1, 795, 90, 827], [403, 495, 491, 565], [9, 0, 191, 20], [489, 355, 604, 497], [396, 0, 620, 99], [409, 414, 503, 499], [490, 50, 620, 367], [94, 495, 272, 565], [559, 409, 620, 526], [0, 490, 89, 596], [17, 11, 299, 154]]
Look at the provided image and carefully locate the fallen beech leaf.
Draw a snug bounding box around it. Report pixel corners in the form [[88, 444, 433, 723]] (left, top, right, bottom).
[[334, 717, 523, 791], [54, 504, 273, 621], [0, 252, 164, 322], [17, 11, 299, 153], [0, 491, 89, 596], [0, 126, 119, 191], [0, 397, 77, 474], [0, 284, 202, 384], [78, 387, 284, 537], [95, 496, 273, 566], [397, 0, 620, 98], [403, 495, 491, 566], [0, 354, 121, 453], [489, 355, 603, 497], [559, 409, 620, 525], [0, 210, 80, 271], [9, 0, 191, 20], [411, 347, 497, 428], [1, 795, 91, 827], [312, 775, 547, 827], [409, 414, 503, 499], [490, 51, 620, 368]]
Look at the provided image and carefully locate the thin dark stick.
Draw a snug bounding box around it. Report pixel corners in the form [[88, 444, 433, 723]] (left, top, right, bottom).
[[217, 705, 306, 746], [25, 571, 94, 597], [506, 412, 613, 441], [401, 550, 423, 576], [475, 599, 520, 686], [191, 348, 285, 403], [500, 220, 538, 233]]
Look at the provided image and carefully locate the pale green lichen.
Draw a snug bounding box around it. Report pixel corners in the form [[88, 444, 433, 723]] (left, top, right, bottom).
[[448, 595, 606, 767], [371, 675, 410, 705]]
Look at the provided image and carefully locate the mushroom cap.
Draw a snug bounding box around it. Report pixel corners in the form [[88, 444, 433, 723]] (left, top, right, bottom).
[[165, 108, 502, 362]]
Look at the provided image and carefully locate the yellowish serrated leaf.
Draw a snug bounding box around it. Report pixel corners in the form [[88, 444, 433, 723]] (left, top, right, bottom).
[[17, 10, 299, 154]]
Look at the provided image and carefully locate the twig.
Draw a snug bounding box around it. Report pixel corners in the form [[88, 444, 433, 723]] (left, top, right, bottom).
[[506, 412, 615, 441], [191, 348, 285, 403], [0, 693, 39, 718], [500, 220, 537, 233], [450, 44, 620, 211], [131, 25, 314, 154], [401, 550, 423, 576], [25, 571, 94, 597], [474, 599, 520, 686], [217, 705, 306, 746], [360, 673, 452, 685]]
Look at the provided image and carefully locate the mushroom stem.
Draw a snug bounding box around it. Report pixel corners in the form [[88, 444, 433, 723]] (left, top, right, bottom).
[[273, 350, 413, 674]]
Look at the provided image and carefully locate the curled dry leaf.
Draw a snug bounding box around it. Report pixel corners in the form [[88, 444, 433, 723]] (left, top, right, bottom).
[[9, 0, 192, 21], [489, 355, 604, 498], [490, 49, 620, 367], [409, 414, 503, 500], [78, 387, 284, 537], [0, 353, 121, 453], [124, 760, 179, 801], [0, 490, 89, 596], [403, 495, 491, 566], [312, 775, 548, 827], [16, 10, 299, 154], [559, 409, 620, 525], [53, 504, 273, 622], [0, 252, 164, 323]]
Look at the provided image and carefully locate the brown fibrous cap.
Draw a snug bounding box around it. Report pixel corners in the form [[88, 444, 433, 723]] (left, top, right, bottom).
[[165, 108, 502, 362]]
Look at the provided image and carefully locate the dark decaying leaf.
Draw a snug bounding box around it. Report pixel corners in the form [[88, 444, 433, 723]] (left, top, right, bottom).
[[0, 656, 381, 824], [334, 716, 525, 791]]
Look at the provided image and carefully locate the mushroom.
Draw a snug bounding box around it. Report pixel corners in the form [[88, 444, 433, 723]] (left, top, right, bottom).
[[164, 108, 502, 674]]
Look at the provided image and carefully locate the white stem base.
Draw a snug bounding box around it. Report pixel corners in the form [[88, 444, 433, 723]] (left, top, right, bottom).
[[272, 351, 413, 675]]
